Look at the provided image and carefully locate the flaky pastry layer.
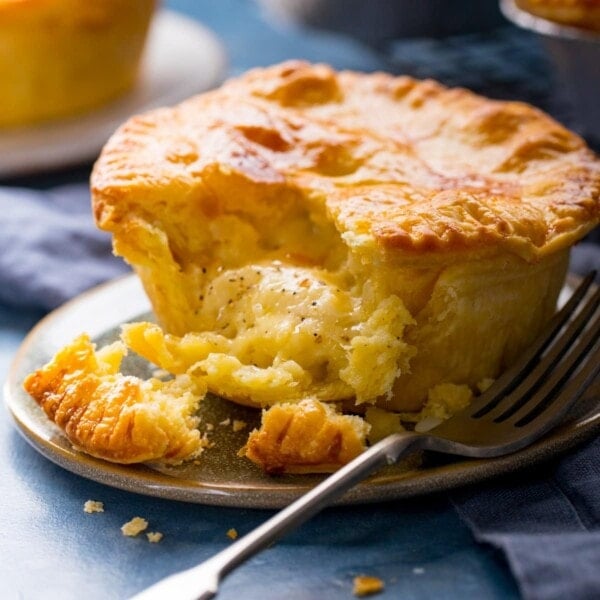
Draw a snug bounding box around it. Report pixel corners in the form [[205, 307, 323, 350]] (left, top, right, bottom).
[[242, 399, 369, 474], [93, 61, 599, 262], [23, 334, 207, 464]]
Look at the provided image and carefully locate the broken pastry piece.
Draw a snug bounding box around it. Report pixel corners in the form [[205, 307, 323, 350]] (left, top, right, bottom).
[[23, 334, 207, 464], [22, 331, 372, 472], [242, 399, 370, 474]]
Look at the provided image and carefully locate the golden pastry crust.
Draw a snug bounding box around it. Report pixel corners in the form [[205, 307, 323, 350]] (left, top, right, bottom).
[[23, 334, 207, 464], [515, 0, 600, 31], [243, 399, 369, 474], [93, 61, 599, 263], [0, 0, 156, 127]]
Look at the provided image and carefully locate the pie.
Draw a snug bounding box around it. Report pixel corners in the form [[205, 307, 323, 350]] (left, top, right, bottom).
[[25, 62, 600, 472], [0, 0, 156, 127]]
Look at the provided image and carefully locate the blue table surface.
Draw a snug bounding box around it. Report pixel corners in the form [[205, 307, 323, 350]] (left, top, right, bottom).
[[1, 1, 549, 598]]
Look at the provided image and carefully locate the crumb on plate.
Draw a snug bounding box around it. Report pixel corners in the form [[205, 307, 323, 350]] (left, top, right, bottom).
[[152, 368, 170, 379], [232, 420, 247, 432], [226, 528, 238, 540], [147, 531, 163, 543]]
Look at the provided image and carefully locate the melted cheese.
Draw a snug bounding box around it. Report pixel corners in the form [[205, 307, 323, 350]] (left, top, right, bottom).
[[123, 261, 415, 407]]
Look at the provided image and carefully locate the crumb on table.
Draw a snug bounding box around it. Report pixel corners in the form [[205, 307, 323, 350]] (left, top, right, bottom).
[[226, 528, 238, 540], [353, 575, 385, 597], [121, 517, 149, 537], [83, 500, 104, 514], [146, 531, 163, 543], [219, 418, 231, 426]]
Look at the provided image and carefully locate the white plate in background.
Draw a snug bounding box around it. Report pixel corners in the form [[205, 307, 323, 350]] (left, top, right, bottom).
[[0, 11, 227, 179]]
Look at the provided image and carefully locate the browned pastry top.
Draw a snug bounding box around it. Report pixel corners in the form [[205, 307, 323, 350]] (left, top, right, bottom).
[[92, 61, 599, 264]]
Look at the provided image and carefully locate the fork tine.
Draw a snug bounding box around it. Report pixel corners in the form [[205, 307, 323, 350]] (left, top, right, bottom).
[[470, 273, 598, 419], [501, 309, 600, 427], [514, 340, 600, 432], [482, 285, 600, 422]]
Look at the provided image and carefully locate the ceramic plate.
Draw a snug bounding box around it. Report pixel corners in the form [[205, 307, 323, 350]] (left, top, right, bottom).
[[0, 11, 226, 178], [5, 275, 600, 509]]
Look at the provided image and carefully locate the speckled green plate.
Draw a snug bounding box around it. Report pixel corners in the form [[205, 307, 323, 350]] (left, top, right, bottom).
[[5, 275, 600, 508]]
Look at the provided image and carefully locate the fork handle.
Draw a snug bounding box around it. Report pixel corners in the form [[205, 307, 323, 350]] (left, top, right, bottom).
[[131, 431, 424, 600]]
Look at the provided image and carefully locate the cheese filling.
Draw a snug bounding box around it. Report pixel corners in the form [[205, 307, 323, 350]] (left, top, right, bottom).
[[123, 261, 415, 407]]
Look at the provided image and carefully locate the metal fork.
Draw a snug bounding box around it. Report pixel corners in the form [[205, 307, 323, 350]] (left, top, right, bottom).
[[131, 272, 600, 600]]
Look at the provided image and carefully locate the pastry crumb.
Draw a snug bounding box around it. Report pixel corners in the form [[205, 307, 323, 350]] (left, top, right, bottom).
[[226, 528, 238, 540], [477, 377, 495, 393], [353, 575, 385, 597], [205, 423, 214, 432], [83, 500, 104, 513], [152, 368, 170, 379], [146, 531, 163, 543], [232, 419, 247, 432], [219, 418, 231, 426], [121, 517, 149, 537]]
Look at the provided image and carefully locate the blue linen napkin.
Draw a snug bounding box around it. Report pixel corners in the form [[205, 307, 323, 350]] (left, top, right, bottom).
[[0, 183, 129, 310], [451, 434, 600, 600], [1, 182, 598, 600]]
